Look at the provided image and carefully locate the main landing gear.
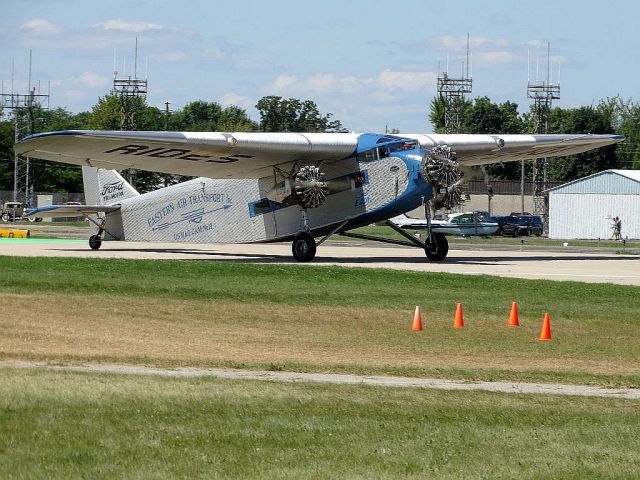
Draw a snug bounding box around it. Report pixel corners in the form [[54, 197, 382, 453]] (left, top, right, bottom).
[[424, 232, 448, 261], [338, 221, 449, 262], [89, 234, 102, 250], [291, 232, 316, 262], [291, 219, 450, 262]]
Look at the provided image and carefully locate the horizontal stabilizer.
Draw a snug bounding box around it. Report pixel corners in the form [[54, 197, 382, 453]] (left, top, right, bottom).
[[25, 204, 121, 218]]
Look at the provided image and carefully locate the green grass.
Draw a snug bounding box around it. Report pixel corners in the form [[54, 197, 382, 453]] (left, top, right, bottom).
[[1, 368, 639, 479], [1, 256, 639, 387]]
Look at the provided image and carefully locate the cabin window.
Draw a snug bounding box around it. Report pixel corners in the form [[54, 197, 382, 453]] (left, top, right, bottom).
[[248, 198, 285, 217]]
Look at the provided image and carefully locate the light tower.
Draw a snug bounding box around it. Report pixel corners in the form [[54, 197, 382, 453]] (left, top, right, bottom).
[[111, 37, 147, 131], [111, 38, 147, 184], [437, 34, 472, 134], [1, 51, 49, 204], [527, 42, 560, 230]]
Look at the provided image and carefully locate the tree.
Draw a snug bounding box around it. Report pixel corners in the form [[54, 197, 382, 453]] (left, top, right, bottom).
[[545, 105, 617, 181], [255, 96, 346, 132], [0, 120, 14, 192], [171, 101, 256, 132], [428, 95, 472, 134], [603, 97, 640, 170]]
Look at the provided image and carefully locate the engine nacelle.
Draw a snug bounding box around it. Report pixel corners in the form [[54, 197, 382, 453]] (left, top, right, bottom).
[[266, 165, 329, 209], [421, 145, 465, 210]]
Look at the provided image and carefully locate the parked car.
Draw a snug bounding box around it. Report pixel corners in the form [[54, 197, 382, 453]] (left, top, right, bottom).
[[1, 201, 43, 222], [483, 215, 513, 235], [501, 215, 543, 236]]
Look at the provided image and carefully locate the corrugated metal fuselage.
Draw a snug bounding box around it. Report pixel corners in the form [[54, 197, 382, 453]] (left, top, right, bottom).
[[102, 152, 430, 244]]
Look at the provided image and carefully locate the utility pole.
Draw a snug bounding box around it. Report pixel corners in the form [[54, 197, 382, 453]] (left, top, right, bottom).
[[164, 101, 171, 130], [1, 51, 49, 205]]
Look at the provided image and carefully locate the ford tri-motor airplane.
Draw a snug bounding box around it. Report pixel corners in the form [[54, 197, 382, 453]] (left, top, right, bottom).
[[16, 130, 622, 261]]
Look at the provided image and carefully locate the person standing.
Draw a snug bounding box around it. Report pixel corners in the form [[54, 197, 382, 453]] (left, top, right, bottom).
[[611, 216, 621, 240]]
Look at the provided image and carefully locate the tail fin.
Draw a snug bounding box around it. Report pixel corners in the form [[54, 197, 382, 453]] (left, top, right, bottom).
[[82, 166, 139, 205]]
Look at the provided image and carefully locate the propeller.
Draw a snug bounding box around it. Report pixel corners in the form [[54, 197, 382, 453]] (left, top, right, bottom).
[[293, 166, 328, 209], [421, 145, 465, 210]]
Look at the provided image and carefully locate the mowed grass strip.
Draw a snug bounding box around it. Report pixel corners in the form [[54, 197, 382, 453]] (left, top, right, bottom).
[[1, 368, 639, 479], [1, 256, 639, 386]]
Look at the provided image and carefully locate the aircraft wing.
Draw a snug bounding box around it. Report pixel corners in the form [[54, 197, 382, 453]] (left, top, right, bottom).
[[25, 204, 121, 218], [14, 130, 360, 180], [404, 133, 624, 166], [15, 130, 623, 179]]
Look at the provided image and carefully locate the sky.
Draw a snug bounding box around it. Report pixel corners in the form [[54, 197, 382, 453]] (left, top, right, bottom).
[[1, 0, 638, 133]]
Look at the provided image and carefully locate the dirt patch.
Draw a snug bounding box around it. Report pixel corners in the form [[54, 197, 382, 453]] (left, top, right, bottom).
[[2, 359, 638, 400]]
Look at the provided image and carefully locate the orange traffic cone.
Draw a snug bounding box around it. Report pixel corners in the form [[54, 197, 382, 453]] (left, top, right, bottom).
[[453, 303, 464, 329], [412, 306, 423, 332], [537, 312, 552, 341], [508, 302, 520, 327]]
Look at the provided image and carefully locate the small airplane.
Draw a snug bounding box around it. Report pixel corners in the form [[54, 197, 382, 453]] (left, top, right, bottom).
[[16, 130, 623, 262], [390, 212, 500, 236]]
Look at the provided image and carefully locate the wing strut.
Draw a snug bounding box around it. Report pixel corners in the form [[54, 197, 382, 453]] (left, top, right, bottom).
[[339, 224, 426, 248], [316, 220, 349, 247]]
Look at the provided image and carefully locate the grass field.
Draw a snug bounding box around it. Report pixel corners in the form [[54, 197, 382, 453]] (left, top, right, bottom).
[[1, 368, 639, 479], [2, 255, 639, 478], [1, 256, 638, 387]]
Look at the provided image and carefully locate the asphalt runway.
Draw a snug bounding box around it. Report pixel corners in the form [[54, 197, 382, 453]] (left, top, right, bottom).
[[2, 237, 639, 285]]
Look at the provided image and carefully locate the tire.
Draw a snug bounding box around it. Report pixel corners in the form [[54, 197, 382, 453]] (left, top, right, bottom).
[[291, 233, 316, 262], [35, 218, 43, 223], [0, 213, 8, 222], [89, 234, 102, 250], [425, 232, 449, 261], [27, 217, 36, 223]]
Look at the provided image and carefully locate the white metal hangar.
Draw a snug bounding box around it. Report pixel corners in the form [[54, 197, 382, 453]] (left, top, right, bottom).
[[548, 169, 640, 240]]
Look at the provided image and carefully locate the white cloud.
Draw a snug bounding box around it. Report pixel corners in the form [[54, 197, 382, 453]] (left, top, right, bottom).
[[273, 74, 298, 90], [434, 35, 494, 52], [474, 51, 519, 67], [154, 51, 187, 63], [527, 40, 547, 49], [306, 74, 339, 93], [219, 93, 254, 110], [269, 70, 436, 96], [203, 47, 227, 61], [377, 71, 436, 91], [100, 19, 163, 33], [21, 19, 60, 35], [76, 72, 108, 88]]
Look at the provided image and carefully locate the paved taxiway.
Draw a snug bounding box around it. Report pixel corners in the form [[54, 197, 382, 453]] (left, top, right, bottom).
[[1, 238, 639, 285]]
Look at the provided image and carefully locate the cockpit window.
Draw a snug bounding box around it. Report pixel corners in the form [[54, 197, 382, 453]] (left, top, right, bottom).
[[357, 140, 417, 163]]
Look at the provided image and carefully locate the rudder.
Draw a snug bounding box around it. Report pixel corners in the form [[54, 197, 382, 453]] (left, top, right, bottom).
[[82, 166, 139, 205]]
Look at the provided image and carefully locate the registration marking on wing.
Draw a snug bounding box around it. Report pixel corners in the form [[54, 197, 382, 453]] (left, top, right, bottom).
[[103, 144, 254, 164]]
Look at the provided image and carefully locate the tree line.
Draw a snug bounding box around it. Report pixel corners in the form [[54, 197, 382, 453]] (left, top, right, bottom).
[[429, 95, 640, 181], [1, 93, 638, 195], [0, 95, 346, 194]]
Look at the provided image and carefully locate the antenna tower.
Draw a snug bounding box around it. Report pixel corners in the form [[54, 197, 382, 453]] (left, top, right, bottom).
[[527, 42, 560, 231], [1, 50, 50, 204], [437, 34, 472, 133], [112, 37, 147, 131]]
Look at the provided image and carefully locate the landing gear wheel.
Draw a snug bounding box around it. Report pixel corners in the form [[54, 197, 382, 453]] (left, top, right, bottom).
[[89, 234, 102, 250], [292, 233, 316, 262], [425, 232, 448, 261]]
